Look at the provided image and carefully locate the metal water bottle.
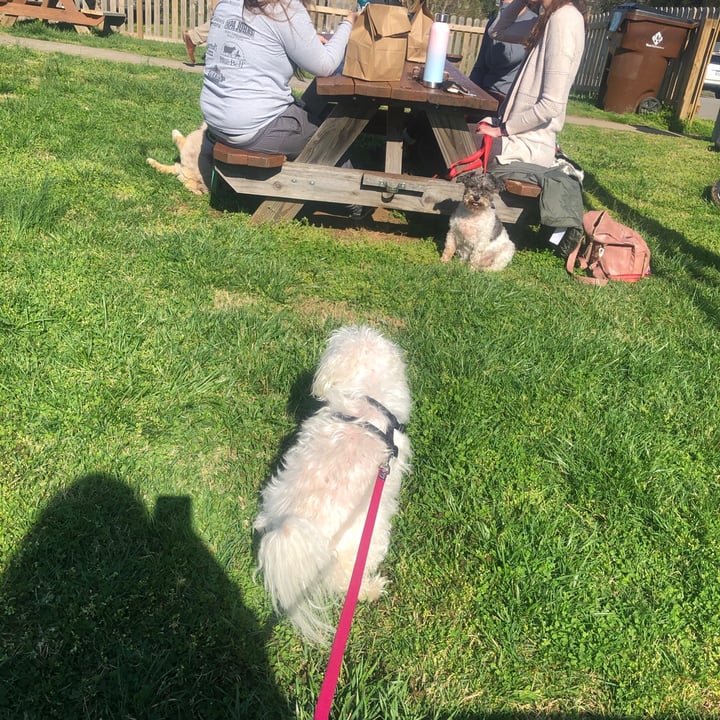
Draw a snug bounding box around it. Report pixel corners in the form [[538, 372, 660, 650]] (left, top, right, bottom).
[[422, 12, 450, 87]]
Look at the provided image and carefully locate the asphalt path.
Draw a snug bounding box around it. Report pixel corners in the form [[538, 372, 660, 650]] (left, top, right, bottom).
[[0, 32, 204, 73], [697, 94, 720, 122]]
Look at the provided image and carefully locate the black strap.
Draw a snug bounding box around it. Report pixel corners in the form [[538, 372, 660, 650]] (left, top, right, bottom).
[[333, 395, 406, 458]]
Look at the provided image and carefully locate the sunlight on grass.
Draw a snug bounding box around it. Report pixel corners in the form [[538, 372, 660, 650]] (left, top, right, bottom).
[[1, 42, 720, 720]]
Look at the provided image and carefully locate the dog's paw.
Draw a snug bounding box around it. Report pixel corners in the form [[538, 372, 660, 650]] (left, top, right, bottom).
[[440, 242, 456, 263], [180, 176, 208, 195], [359, 574, 387, 602]]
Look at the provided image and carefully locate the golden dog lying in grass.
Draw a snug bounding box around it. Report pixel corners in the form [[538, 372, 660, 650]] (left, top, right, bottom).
[[146, 123, 212, 195]]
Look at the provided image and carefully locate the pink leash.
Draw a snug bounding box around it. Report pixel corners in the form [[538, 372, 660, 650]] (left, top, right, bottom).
[[313, 460, 390, 720]]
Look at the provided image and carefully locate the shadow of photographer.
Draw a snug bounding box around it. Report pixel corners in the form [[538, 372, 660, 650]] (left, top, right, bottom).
[[0, 473, 288, 719]]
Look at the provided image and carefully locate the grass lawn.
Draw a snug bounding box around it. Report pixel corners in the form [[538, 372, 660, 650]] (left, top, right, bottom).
[[0, 18, 199, 61], [1, 28, 720, 720]]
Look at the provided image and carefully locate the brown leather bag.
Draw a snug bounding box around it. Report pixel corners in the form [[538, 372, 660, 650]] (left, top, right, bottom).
[[566, 211, 651, 286]]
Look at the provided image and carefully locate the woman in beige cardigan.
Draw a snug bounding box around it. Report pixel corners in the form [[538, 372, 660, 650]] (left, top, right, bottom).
[[477, 0, 588, 258]]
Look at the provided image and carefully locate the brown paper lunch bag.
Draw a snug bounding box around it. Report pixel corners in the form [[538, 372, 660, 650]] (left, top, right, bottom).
[[343, 3, 411, 82], [406, 0, 434, 63]]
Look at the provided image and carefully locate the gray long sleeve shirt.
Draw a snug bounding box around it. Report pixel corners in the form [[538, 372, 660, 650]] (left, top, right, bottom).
[[200, 0, 352, 144]]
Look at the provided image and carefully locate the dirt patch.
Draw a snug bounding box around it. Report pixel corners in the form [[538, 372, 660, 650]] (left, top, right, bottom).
[[299, 207, 448, 246], [294, 297, 406, 330], [213, 289, 259, 310]]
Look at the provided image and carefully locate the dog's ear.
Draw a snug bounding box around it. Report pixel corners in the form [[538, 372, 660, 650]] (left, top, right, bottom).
[[486, 172, 506, 194], [456, 172, 475, 186]]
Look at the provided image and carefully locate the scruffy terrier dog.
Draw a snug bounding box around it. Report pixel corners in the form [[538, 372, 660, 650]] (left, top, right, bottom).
[[146, 123, 211, 195], [253, 325, 411, 645], [441, 172, 516, 271]]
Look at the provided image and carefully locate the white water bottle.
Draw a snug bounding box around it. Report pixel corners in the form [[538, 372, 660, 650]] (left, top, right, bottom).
[[422, 12, 450, 87]]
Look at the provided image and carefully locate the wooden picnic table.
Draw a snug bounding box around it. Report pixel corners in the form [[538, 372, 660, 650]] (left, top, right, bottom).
[[214, 59, 535, 224], [0, 0, 125, 31]]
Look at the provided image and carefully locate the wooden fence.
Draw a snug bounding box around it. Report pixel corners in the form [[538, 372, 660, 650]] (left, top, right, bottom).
[[96, 0, 720, 120]]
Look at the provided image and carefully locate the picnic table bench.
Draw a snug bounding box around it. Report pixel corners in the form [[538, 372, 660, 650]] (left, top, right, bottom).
[[212, 60, 542, 226]]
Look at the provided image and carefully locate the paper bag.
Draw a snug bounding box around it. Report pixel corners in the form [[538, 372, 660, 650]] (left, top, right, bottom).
[[406, 0, 433, 63], [343, 3, 411, 82]]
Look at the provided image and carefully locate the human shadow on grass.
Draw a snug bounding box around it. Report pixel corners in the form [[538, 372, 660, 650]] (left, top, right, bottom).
[[583, 169, 720, 322], [250, 367, 320, 566], [0, 473, 289, 720]]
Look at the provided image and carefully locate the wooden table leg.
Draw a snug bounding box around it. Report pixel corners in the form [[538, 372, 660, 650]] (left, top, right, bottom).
[[425, 109, 478, 169], [252, 99, 379, 223], [385, 106, 405, 175]]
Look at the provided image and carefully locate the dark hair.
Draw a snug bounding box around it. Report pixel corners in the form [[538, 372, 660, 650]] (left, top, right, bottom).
[[245, 0, 311, 14], [527, 0, 588, 50]]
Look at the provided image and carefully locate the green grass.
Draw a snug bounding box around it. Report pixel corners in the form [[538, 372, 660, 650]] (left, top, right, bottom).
[[566, 94, 713, 138], [0, 18, 197, 62], [2, 41, 720, 720]]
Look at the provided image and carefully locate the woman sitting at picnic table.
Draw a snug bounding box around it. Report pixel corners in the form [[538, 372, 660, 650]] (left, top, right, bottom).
[[199, 0, 358, 159], [476, 0, 587, 259]]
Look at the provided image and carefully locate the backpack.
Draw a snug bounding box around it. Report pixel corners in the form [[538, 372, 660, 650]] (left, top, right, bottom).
[[566, 210, 651, 286]]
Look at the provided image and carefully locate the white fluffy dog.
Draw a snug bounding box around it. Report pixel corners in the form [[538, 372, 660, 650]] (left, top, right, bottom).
[[146, 123, 212, 195], [441, 172, 516, 271], [253, 325, 411, 645]]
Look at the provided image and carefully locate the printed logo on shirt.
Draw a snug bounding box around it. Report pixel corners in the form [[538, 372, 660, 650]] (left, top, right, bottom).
[[220, 43, 245, 68], [204, 41, 245, 72], [224, 18, 254, 37], [205, 65, 226, 86]]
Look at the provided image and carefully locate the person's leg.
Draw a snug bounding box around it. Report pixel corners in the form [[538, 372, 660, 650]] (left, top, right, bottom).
[[489, 161, 584, 258], [184, 21, 210, 63], [210, 104, 371, 219], [192, 21, 210, 44], [295, 79, 331, 122], [537, 167, 585, 258], [241, 102, 320, 160]]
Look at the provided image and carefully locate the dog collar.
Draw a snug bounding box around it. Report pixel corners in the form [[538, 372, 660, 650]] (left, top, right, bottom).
[[332, 395, 406, 458]]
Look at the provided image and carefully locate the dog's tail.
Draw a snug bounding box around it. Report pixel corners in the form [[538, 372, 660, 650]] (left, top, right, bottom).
[[256, 516, 335, 645]]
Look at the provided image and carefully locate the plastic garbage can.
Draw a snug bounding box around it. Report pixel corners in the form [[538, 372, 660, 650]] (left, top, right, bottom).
[[597, 3, 697, 113]]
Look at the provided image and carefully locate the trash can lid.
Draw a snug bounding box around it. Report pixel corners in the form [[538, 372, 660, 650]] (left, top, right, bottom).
[[610, 3, 698, 29]]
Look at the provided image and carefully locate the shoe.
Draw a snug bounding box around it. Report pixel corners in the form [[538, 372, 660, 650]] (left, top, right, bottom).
[[555, 226, 584, 260], [184, 31, 196, 64], [347, 204, 374, 222]]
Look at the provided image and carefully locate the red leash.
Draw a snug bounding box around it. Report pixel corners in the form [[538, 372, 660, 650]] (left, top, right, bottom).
[[313, 460, 390, 720], [446, 128, 493, 179]]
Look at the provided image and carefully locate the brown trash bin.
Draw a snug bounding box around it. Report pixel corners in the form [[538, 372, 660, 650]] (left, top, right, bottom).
[[597, 3, 698, 114]]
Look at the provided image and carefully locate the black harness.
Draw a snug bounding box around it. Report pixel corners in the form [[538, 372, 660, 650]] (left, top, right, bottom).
[[333, 396, 406, 458]]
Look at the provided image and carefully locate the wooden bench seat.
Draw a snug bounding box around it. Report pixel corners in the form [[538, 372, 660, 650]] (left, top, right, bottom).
[[211, 141, 543, 198], [212, 142, 285, 169], [210, 140, 543, 225], [503, 179, 542, 198]]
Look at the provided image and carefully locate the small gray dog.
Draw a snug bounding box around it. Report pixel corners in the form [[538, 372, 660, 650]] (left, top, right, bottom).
[[441, 172, 516, 272]]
